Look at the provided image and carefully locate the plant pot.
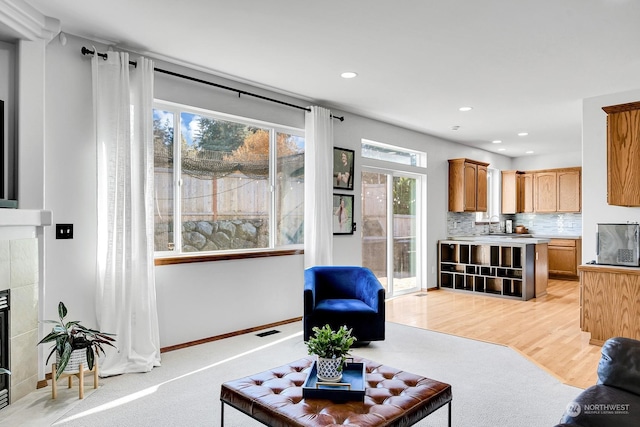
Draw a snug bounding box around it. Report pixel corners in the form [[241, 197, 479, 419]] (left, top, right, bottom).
[[56, 349, 88, 373], [317, 357, 343, 382]]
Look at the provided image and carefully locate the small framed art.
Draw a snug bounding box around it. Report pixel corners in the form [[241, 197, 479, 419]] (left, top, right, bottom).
[[333, 147, 354, 190], [333, 194, 354, 235]]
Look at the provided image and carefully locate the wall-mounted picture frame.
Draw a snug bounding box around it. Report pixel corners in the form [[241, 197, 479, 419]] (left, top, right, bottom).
[[333, 147, 354, 190], [333, 193, 354, 235]]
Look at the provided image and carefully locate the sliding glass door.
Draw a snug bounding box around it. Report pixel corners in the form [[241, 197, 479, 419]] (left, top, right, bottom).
[[362, 168, 422, 296]]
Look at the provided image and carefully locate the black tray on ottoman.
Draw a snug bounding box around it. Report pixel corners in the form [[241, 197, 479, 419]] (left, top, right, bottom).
[[302, 360, 366, 402]]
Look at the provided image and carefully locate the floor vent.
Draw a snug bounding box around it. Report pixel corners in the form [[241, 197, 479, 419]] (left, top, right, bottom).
[[414, 293, 427, 297], [256, 329, 280, 338]]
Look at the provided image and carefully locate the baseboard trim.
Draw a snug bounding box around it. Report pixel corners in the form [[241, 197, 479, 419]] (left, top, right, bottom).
[[36, 317, 302, 389], [160, 317, 302, 353]]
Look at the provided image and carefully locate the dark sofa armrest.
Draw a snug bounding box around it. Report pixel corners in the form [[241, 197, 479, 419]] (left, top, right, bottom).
[[597, 337, 640, 395]]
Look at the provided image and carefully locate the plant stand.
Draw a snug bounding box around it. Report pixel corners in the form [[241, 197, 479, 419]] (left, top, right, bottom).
[[51, 359, 98, 399]]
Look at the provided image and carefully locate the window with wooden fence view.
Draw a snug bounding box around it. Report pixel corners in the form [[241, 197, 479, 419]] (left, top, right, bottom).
[[153, 104, 305, 255]]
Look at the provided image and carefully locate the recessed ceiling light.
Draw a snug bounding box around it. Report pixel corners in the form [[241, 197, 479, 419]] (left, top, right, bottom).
[[498, 148, 506, 152], [340, 71, 358, 79], [518, 132, 529, 136], [459, 106, 473, 112], [525, 150, 534, 154], [492, 140, 502, 144]]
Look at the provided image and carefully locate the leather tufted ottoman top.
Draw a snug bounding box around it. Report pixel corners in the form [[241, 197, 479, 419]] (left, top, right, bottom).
[[220, 356, 452, 427]]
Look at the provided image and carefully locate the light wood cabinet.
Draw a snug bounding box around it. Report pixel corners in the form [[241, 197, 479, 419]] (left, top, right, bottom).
[[535, 243, 548, 297], [521, 173, 534, 213], [579, 264, 640, 345], [534, 172, 558, 212], [557, 170, 581, 212], [533, 168, 581, 213], [501, 168, 579, 214], [448, 158, 489, 212], [501, 170, 522, 214], [602, 101, 640, 206], [548, 238, 581, 280]]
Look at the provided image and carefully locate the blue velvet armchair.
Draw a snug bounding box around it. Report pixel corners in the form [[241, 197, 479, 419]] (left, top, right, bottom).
[[303, 266, 385, 343]]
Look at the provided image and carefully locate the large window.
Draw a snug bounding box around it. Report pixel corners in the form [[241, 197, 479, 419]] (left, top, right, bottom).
[[153, 101, 304, 256]]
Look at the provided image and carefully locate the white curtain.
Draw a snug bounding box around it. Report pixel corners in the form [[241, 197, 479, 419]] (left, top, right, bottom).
[[304, 106, 334, 267], [92, 52, 161, 376]]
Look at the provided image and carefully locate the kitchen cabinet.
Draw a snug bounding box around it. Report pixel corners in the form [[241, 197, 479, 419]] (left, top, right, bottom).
[[533, 168, 581, 213], [521, 173, 534, 213], [548, 238, 581, 280], [501, 168, 578, 214], [534, 172, 558, 212], [448, 158, 489, 212], [501, 170, 522, 214], [579, 264, 640, 345], [602, 101, 640, 206], [535, 243, 548, 297]]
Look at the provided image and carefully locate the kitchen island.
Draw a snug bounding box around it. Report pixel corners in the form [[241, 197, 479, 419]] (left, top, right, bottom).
[[438, 235, 550, 301]]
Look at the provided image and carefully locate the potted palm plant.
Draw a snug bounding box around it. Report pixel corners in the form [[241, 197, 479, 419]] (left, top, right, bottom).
[[305, 324, 356, 382], [38, 301, 116, 380]]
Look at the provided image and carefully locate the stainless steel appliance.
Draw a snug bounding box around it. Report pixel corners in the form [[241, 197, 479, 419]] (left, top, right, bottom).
[[596, 223, 640, 266]]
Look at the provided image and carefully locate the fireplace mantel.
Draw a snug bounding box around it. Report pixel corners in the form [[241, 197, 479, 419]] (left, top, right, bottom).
[[0, 208, 51, 226], [0, 209, 51, 240]]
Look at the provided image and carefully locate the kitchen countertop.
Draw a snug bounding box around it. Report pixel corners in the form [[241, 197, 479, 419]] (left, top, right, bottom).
[[444, 235, 551, 244], [532, 234, 582, 240]]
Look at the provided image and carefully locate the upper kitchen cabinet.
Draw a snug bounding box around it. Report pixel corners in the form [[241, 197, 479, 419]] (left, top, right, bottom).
[[534, 172, 558, 212], [557, 169, 581, 212], [501, 167, 580, 213], [602, 102, 640, 206], [501, 170, 522, 214], [534, 168, 581, 213], [448, 158, 489, 212], [521, 173, 534, 213]]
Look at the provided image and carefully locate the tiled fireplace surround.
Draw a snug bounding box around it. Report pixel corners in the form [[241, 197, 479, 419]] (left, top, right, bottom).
[[0, 210, 51, 405]]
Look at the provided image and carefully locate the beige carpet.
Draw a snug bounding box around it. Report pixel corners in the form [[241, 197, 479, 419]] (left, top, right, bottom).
[[1, 321, 582, 426]]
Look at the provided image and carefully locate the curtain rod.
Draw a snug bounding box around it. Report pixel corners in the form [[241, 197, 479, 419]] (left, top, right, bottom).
[[81, 47, 345, 122]]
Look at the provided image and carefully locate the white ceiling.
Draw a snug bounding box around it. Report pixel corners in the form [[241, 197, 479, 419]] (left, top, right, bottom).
[[24, 0, 640, 157]]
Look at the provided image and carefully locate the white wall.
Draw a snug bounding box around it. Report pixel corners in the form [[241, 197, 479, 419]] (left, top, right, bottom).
[[36, 33, 517, 350], [582, 88, 640, 263], [511, 150, 581, 170]]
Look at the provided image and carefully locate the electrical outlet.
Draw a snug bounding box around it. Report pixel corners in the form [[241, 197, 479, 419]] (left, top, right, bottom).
[[56, 224, 74, 239]]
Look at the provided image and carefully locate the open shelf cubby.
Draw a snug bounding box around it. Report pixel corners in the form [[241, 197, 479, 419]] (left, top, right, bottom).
[[437, 240, 535, 301]]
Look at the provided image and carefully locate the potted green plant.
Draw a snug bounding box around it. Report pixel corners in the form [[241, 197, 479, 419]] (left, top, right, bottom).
[[37, 301, 116, 380], [305, 324, 356, 382]]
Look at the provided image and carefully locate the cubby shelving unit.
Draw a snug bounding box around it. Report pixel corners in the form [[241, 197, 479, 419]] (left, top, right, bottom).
[[438, 240, 535, 300]]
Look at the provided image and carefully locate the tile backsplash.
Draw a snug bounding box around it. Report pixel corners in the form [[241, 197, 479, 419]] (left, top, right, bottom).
[[447, 212, 582, 237]]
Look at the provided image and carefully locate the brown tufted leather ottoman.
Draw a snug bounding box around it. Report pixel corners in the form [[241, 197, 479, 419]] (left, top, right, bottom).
[[220, 356, 452, 426]]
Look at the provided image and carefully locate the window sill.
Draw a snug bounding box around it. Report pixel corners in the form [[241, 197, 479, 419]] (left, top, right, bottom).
[[154, 248, 304, 266]]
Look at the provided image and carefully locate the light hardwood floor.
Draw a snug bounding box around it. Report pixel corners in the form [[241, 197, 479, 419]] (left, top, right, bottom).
[[385, 279, 602, 389]]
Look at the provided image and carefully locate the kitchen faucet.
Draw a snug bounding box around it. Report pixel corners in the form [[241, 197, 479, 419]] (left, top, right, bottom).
[[488, 215, 501, 234]]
